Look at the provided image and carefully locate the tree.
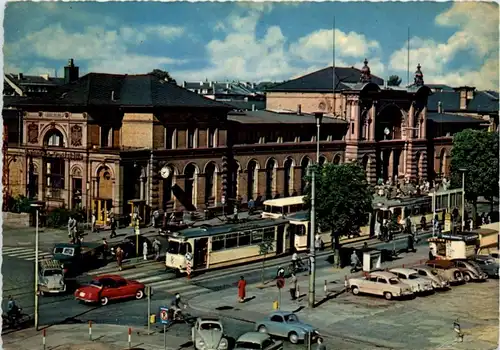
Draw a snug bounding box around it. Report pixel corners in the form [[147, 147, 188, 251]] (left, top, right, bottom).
[[387, 75, 402, 87], [258, 237, 274, 284], [148, 69, 176, 84], [449, 129, 499, 223], [303, 163, 373, 267]]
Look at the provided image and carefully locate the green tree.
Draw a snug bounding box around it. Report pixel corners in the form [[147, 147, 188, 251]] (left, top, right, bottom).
[[258, 237, 274, 284], [303, 163, 373, 266], [148, 69, 176, 84], [449, 129, 499, 223], [387, 75, 402, 86]]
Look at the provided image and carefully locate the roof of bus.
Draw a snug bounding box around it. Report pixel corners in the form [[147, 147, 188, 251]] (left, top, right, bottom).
[[170, 218, 289, 239], [263, 196, 305, 207]]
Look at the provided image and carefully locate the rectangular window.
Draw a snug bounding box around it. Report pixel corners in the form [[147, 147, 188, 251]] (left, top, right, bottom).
[[225, 233, 238, 249], [351, 123, 355, 134], [238, 231, 251, 246], [208, 129, 215, 148], [251, 230, 263, 244], [166, 129, 175, 149], [211, 236, 225, 251], [263, 227, 275, 241], [187, 129, 195, 148]]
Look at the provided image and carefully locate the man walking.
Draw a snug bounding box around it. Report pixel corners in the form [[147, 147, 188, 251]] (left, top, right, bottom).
[[142, 240, 149, 261], [350, 250, 361, 273], [237, 276, 247, 303], [289, 273, 298, 301], [110, 216, 117, 238], [153, 238, 161, 261], [116, 246, 124, 271]]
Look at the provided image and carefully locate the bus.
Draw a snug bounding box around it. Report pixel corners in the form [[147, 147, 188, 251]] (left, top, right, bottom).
[[165, 218, 290, 274], [261, 196, 306, 219]]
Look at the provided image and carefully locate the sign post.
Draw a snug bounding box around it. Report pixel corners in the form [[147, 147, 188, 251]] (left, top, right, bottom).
[[221, 195, 226, 217], [276, 276, 285, 310], [147, 286, 152, 334], [159, 306, 170, 350]]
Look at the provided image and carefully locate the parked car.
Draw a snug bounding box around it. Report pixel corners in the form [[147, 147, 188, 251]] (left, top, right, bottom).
[[111, 235, 152, 259], [191, 317, 228, 350], [450, 259, 488, 282], [425, 260, 464, 285], [255, 311, 321, 344], [234, 332, 283, 350], [388, 268, 434, 293], [476, 248, 499, 263], [411, 265, 450, 290], [348, 271, 414, 300], [38, 259, 66, 295], [52, 242, 105, 277], [471, 256, 499, 278], [74, 275, 145, 306]]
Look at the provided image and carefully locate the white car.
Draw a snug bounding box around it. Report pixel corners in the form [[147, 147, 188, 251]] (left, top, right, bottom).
[[348, 271, 414, 300], [191, 317, 228, 350], [412, 265, 450, 290], [389, 268, 434, 293]]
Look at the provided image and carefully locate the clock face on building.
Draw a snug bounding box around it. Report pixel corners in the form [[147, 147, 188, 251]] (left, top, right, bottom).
[[160, 166, 171, 179]]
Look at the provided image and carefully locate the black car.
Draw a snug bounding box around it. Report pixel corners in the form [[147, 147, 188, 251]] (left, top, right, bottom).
[[111, 235, 152, 259]]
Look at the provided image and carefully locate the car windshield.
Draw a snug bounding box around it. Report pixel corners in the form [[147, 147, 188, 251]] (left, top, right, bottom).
[[284, 314, 299, 323], [389, 278, 400, 285], [44, 269, 62, 277], [408, 274, 419, 280], [235, 342, 261, 350], [200, 323, 222, 331], [54, 247, 75, 256], [491, 253, 499, 259]]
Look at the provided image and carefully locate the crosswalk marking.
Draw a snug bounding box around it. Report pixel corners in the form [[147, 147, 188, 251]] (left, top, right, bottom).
[[2, 247, 52, 262]]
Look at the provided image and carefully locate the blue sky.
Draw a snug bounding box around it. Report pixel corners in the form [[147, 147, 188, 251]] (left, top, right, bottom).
[[3, 1, 499, 90]]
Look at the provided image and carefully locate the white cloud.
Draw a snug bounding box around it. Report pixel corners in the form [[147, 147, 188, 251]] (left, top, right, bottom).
[[176, 8, 383, 82], [5, 23, 187, 75], [389, 2, 498, 89]]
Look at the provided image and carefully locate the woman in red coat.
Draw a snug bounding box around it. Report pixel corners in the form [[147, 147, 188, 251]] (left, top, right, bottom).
[[237, 276, 246, 303]]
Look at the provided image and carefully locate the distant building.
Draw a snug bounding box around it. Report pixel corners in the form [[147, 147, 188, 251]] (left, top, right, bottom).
[[182, 80, 277, 111]]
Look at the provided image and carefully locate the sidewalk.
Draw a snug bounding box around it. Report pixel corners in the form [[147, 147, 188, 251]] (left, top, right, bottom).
[[188, 250, 431, 347], [2, 323, 188, 350]]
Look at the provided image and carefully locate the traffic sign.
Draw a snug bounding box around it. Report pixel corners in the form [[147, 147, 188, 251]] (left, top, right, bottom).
[[221, 195, 226, 205], [159, 306, 170, 325], [276, 267, 285, 278], [276, 277, 285, 289], [185, 252, 193, 261]]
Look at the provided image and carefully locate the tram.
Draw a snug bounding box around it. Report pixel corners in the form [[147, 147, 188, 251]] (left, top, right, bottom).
[[165, 218, 290, 274]]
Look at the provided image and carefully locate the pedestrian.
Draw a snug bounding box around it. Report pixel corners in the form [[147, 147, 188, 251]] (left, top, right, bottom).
[[143, 240, 148, 261], [116, 246, 124, 271], [420, 215, 427, 231], [110, 216, 117, 238], [68, 216, 76, 238], [350, 250, 360, 273], [102, 238, 109, 261], [407, 234, 415, 253], [237, 276, 246, 303], [428, 248, 435, 261], [362, 242, 368, 251], [289, 273, 298, 300], [316, 337, 326, 350], [315, 234, 322, 251], [91, 211, 97, 233], [151, 209, 159, 228], [153, 238, 161, 261], [374, 219, 381, 240]]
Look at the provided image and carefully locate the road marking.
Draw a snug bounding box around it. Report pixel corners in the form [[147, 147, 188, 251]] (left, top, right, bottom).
[[3, 247, 35, 253], [147, 279, 187, 289], [25, 253, 54, 261], [137, 275, 168, 284]]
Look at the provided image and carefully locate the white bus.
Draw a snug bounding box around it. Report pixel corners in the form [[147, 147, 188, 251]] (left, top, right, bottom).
[[261, 196, 306, 219], [165, 218, 290, 274]]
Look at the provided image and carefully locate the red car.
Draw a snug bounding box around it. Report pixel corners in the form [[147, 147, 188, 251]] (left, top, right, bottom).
[[74, 275, 146, 306]]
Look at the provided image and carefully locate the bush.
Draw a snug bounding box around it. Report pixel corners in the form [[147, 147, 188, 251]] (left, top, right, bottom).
[[47, 207, 86, 228], [8, 195, 32, 213]]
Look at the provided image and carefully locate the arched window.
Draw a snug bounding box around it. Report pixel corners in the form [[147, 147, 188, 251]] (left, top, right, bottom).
[[283, 158, 294, 197], [300, 157, 310, 193], [204, 162, 216, 204], [184, 163, 198, 207], [45, 129, 64, 147], [265, 159, 277, 199], [247, 160, 259, 201]]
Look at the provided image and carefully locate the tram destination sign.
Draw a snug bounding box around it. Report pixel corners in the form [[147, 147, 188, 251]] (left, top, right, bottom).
[[27, 149, 83, 160]]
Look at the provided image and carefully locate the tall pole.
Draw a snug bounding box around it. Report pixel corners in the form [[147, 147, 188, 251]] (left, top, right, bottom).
[[407, 27, 410, 87], [332, 16, 336, 117], [432, 188, 436, 237], [309, 169, 316, 308], [34, 207, 40, 330], [461, 172, 465, 232]]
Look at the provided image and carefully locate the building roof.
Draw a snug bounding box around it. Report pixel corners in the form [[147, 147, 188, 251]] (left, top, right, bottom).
[[5, 73, 65, 88], [228, 110, 347, 124], [183, 81, 265, 96], [266, 66, 384, 92], [427, 112, 485, 124], [427, 90, 498, 114], [426, 84, 455, 91], [226, 100, 266, 111], [9, 73, 232, 109]]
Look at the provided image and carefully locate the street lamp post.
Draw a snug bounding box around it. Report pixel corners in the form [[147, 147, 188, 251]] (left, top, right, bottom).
[[308, 112, 323, 308], [31, 202, 43, 330], [459, 168, 467, 232]]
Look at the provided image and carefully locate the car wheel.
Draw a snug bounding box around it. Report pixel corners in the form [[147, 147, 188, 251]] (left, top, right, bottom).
[[464, 273, 471, 282], [454, 271, 462, 281], [384, 292, 393, 300], [135, 289, 144, 299], [100, 297, 109, 306], [288, 332, 299, 344], [351, 286, 360, 295], [258, 325, 267, 333]]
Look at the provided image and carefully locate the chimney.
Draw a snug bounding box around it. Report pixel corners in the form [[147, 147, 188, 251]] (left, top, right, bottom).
[[17, 73, 23, 80], [64, 58, 79, 84], [437, 101, 442, 114], [199, 81, 203, 86], [297, 104, 302, 115]]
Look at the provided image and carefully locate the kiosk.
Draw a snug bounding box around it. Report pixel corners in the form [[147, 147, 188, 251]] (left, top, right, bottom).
[[362, 249, 382, 272]]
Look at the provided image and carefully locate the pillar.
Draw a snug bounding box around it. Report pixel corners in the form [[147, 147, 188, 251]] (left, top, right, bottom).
[[64, 158, 70, 206], [421, 107, 427, 139], [369, 103, 376, 141], [408, 103, 415, 139]]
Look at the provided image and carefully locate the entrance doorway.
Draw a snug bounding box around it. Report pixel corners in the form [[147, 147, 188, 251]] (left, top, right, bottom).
[[93, 199, 112, 225]]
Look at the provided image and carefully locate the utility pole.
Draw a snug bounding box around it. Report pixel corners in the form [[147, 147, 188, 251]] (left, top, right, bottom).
[[309, 168, 316, 308]]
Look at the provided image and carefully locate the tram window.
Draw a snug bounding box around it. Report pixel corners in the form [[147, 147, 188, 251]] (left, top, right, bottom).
[[180, 243, 192, 254], [271, 206, 282, 214], [263, 227, 275, 241], [450, 194, 456, 207], [211, 236, 225, 251], [168, 241, 180, 254], [225, 233, 238, 248], [238, 231, 251, 246], [251, 230, 263, 243]]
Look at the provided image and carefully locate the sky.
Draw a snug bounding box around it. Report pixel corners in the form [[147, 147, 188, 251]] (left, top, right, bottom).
[[3, 1, 499, 90]]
